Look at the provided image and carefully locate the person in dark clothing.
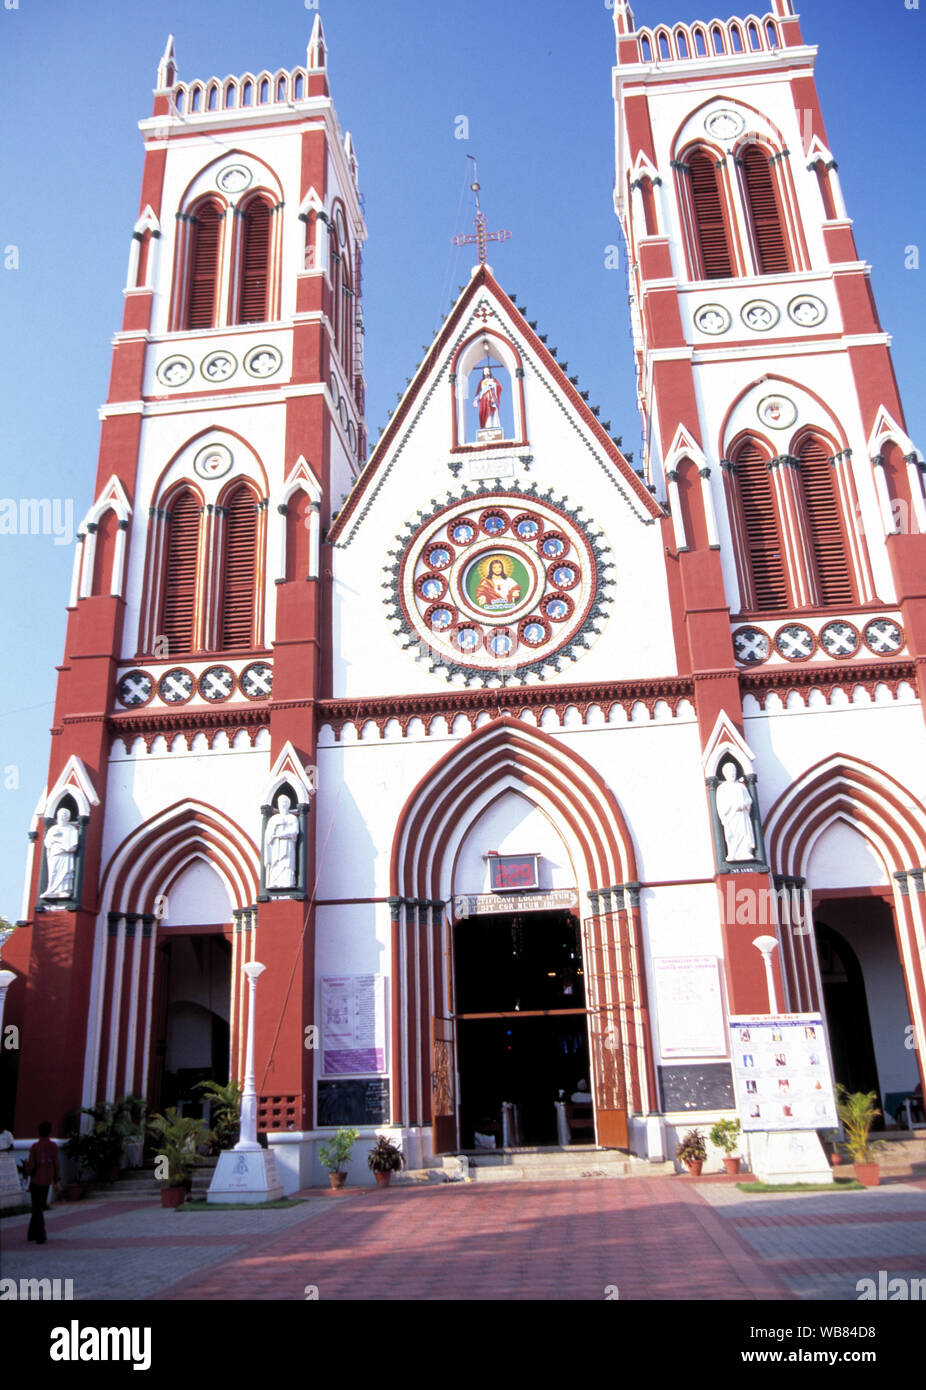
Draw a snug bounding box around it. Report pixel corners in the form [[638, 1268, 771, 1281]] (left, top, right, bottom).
[[24, 1121, 61, 1244]]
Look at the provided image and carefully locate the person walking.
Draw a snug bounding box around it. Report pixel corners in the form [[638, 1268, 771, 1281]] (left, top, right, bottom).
[[24, 1120, 61, 1244]]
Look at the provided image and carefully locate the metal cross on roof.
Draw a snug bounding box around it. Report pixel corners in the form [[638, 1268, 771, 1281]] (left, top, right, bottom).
[[451, 157, 512, 266]]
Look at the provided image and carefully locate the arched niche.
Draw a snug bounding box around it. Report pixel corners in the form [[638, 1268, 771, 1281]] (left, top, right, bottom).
[[453, 332, 524, 447]]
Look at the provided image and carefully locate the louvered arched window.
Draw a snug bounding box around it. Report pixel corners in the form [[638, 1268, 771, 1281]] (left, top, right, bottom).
[[796, 437, 854, 606], [740, 146, 791, 274], [162, 489, 201, 654], [686, 150, 734, 279], [185, 201, 223, 330], [734, 441, 788, 611], [220, 485, 258, 650], [236, 198, 272, 324]]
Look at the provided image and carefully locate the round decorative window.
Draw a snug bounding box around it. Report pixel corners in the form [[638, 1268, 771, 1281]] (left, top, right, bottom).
[[389, 492, 611, 681]]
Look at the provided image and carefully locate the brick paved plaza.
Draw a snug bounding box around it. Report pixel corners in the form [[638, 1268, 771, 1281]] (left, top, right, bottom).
[[4, 1175, 925, 1303]]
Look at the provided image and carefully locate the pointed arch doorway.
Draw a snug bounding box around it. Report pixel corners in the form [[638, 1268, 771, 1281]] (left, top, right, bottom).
[[391, 717, 657, 1154]]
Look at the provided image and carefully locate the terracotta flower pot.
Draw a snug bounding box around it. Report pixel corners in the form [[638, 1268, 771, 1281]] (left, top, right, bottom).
[[373, 1170, 392, 1188], [328, 1171, 347, 1189], [854, 1162, 880, 1187], [161, 1186, 186, 1208], [684, 1159, 703, 1176], [830, 1152, 842, 1166], [722, 1156, 741, 1176], [66, 1182, 86, 1202]]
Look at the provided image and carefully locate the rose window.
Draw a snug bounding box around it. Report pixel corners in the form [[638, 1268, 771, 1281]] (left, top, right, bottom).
[[388, 492, 612, 681]]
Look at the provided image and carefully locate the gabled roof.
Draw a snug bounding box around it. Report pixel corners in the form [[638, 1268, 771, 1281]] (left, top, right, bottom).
[[328, 266, 662, 543]]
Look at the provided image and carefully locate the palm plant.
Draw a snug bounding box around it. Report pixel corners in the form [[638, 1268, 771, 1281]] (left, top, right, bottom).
[[147, 1109, 212, 1188], [835, 1086, 884, 1165], [194, 1078, 242, 1151]]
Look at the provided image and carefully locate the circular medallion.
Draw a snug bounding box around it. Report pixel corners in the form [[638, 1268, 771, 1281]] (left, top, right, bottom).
[[819, 620, 860, 660], [117, 670, 153, 707], [450, 517, 478, 545], [462, 551, 536, 619], [757, 394, 798, 431], [158, 668, 194, 704], [694, 304, 731, 336], [863, 617, 904, 655], [243, 345, 282, 378], [193, 443, 234, 480], [704, 109, 745, 140], [240, 662, 273, 699], [741, 300, 780, 332], [216, 164, 252, 193], [393, 493, 608, 680], [774, 623, 816, 662], [156, 355, 194, 388], [201, 350, 237, 383], [198, 665, 236, 701], [788, 295, 827, 328], [732, 627, 770, 666]]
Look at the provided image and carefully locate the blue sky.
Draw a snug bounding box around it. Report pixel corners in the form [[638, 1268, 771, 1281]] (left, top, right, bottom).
[[0, 0, 924, 918]]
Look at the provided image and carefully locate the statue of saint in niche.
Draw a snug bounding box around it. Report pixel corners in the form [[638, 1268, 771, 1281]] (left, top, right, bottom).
[[42, 807, 80, 900], [473, 366, 503, 432], [715, 763, 756, 862], [264, 794, 300, 889]]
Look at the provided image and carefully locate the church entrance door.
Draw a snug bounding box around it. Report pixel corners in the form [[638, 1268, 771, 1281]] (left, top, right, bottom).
[[148, 928, 232, 1120], [452, 909, 591, 1148]]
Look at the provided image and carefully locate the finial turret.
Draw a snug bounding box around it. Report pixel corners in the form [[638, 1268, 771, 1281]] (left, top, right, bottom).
[[156, 34, 176, 90], [308, 14, 326, 70]]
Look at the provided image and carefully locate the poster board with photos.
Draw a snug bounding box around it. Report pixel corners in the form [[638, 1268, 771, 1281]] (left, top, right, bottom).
[[729, 1013, 838, 1132]]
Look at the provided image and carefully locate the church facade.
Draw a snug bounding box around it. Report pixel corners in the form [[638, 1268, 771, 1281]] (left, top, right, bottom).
[[5, 1, 925, 1187]]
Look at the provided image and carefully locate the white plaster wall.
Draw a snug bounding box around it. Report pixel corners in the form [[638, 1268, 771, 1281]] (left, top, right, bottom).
[[162, 858, 235, 925], [806, 821, 889, 890], [453, 793, 574, 896]]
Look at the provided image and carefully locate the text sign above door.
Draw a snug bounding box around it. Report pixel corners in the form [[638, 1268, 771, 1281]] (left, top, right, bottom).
[[453, 888, 578, 918]]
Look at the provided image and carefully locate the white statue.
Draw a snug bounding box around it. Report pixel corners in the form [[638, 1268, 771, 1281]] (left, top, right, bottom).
[[715, 764, 756, 862], [264, 794, 299, 889], [42, 807, 80, 899]]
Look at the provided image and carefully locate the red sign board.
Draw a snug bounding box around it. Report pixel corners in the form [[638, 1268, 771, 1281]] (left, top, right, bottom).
[[489, 853, 540, 892]]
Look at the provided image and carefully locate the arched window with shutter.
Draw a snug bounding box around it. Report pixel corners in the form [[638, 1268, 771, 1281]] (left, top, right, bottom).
[[740, 145, 792, 274], [220, 484, 259, 650], [733, 440, 788, 612], [796, 436, 855, 606], [161, 488, 202, 654], [236, 197, 273, 324], [685, 148, 734, 279], [185, 200, 223, 330]]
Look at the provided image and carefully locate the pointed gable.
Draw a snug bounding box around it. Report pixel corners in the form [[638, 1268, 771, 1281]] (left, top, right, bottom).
[[329, 266, 662, 546]]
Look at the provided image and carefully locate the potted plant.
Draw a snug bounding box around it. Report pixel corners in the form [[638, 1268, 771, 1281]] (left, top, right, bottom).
[[709, 1118, 743, 1175], [676, 1128, 707, 1176], [835, 1086, 884, 1186], [368, 1134, 404, 1188], [820, 1128, 843, 1166], [147, 1108, 212, 1207], [318, 1126, 358, 1189], [115, 1094, 147, 1169], [194, 1078, 242, 1152]]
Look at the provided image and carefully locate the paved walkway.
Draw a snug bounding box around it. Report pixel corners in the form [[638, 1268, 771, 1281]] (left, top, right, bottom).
[[4, 1174, 925, 1302]]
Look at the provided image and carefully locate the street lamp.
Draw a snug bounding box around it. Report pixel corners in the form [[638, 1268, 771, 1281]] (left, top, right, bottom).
[[752, 934, 780, 1013], [236, 961, 266, 1152]]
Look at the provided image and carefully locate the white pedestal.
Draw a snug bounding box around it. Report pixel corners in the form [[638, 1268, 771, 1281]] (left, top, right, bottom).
[[749, 1129, 834, 1185], [207, 1146, 285, 1204], [0, 1151, 25, 1208]]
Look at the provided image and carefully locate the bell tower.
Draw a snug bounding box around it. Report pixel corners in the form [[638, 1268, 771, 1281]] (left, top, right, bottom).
[[8, 19, 366, 1137], [612, 0, 926, 1013]]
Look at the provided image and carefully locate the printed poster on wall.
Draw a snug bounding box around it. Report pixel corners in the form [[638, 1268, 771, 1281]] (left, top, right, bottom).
[[321, 974, 387, 1075], [653, 956, 727, 1056], [729, 1013, 838, 1131]]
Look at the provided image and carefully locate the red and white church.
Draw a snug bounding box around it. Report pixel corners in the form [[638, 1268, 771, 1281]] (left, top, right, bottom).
[[4, 2, 925, 1186]]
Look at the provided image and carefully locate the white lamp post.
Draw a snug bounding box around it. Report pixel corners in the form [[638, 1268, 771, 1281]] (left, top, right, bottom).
[[207, 958, 283, 1203], [752, 934, 780, 1013], [236, 960, 265, 1152]]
